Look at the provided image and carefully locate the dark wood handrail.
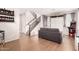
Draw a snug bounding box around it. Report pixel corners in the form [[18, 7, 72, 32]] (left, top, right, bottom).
[[26, 18, 35, 25]]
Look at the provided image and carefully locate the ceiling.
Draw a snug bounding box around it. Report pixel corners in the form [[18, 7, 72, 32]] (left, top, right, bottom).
[[19, 8, 78, 16]]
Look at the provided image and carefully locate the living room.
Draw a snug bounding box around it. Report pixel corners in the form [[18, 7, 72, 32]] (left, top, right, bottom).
[[0, 8, 79, 51]]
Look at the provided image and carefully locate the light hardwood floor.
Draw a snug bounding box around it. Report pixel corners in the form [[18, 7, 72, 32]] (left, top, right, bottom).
[[0, 34, 75, 51]]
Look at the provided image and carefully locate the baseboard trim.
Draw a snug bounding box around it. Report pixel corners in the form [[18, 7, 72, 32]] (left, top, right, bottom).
[[5, 38, 19, 43]]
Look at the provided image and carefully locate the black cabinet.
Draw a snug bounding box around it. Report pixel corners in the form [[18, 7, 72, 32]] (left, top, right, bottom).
[[68, 21, 76, 38]]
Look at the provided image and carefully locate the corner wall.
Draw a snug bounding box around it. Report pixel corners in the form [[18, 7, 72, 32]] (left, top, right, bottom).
[[75, 9, 79, 50], [0, 9, 20, 42]]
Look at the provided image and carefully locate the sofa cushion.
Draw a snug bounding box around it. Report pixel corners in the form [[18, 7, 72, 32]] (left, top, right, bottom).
[[40, 28, 59, 32]]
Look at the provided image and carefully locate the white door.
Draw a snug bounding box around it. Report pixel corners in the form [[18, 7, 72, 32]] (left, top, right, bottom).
[[20, 13, 26, 34]]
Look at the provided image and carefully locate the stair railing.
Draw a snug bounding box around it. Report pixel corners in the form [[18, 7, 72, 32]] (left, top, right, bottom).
[[25, 16, 41, 36]]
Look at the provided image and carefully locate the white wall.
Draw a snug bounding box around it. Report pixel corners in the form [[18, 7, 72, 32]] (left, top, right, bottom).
[[65, 14, 72, 27], [75, 9, 79, 50], [63, 14, 72, 35], [76, 10, 79, 31], [0, 9, 20, 42]]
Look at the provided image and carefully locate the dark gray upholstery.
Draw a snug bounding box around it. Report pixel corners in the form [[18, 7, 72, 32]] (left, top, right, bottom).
[[38, 28, 62, 44], [40, 28, 59, 32]]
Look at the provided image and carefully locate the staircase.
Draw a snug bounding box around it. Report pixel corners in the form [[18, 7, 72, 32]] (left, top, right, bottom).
[[25, 11, 41, 36]]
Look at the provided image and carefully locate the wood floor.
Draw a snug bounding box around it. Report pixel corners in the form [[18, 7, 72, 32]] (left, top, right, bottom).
[[0, 34, 75, 51]]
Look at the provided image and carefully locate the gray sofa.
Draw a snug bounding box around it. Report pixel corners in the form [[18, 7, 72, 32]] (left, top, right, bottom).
[[38, 28, 62, 44]]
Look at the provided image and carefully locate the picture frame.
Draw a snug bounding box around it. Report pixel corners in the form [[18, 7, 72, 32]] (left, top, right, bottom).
[[0, 8, 14, 22]]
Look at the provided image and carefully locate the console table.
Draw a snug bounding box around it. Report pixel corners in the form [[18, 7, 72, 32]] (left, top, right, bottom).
[[0, 30, 5, 47]]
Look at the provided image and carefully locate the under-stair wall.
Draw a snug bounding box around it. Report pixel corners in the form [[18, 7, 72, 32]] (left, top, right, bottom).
[[20, 11, 34, 34]]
